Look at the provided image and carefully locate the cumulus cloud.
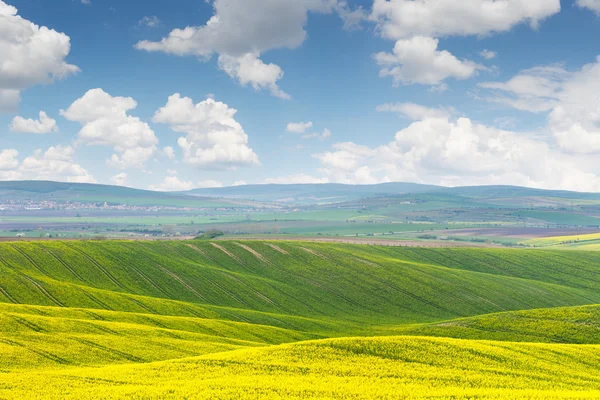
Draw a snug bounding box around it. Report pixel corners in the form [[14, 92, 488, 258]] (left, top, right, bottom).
[[287, 121, 314, 134], [479, 58, 600, 154], [370, 0, 559, 88], [149, 176, 195, 191], [374, 36, 481, 86], [111, 172, 128, 186], [217, 53, 290, 99], [264, 174, 329, 184], [135, 0, 345, 98], [376, 102, 451, 120], [61, 89, 158, 169], [10, 111, 58, 134], [314, 113, 600, 192], [370, 0, 561, 40], [577, 0, 600, 15], [0, 1, 79, 111], [0, 145, 95, 183], [153, 94, 260, 169]]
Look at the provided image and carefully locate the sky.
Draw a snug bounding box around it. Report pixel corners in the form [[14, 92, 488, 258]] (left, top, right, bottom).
[[1, 0, 600, 192]]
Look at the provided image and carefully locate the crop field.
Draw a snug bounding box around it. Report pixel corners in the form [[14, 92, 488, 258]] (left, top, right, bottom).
[[2, 240, 600, 398], [522, 232, 600, 248]]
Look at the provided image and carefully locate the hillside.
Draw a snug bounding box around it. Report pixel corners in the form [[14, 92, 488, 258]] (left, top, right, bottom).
[[0, 180, 251, 208], [3, 240, 600, 398]]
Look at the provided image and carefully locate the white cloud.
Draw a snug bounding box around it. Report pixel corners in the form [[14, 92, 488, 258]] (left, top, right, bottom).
[[111, 173, 127, 186], [197, 179, 224, 188], [149, 176, 195, 191], [370, 1, 558, 88], [138, 16, 160, 28], [374, 36, 481, 86], [480, 49, 497, 60], [0, 1, 79, 111], [303, 128, 332, 140], [163, 146, 176, 159], [577, 0, 600, 15], [0, 149, 19, 170], [264, 174, 329, 184], [376, 102, 451, 120], [12, 145, 95, 183], [61, 88, 158, 169], [153, 94, 260, 169], [167, 169, 177, 176], [480, 58, 600, 154], [370, 0, 561, 40], [286, 121, 313, 134], [10, 111, 58, 134], [217, 53, 290, 99], [81, 0, 91, 5], [232, 180, 247, 186], [314, 113, 600, 192], [135, 0, 341, 98]]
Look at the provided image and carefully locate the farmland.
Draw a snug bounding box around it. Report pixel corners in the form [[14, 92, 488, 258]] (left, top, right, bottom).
[[1, 240, 600, 397]]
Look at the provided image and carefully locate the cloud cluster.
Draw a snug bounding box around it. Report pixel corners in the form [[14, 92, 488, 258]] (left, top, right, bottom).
[[0, 1, 79, 111], [153, 94, 260, 169], [0, 146, 95, 183], [374, 36, 481, 86], [61, 89, 158, 169], [370, 0, 560, 87], [480, 58, 600, 154], [10, 111, 58, 134], [135, 0, 348, 98], [315, 111, 600, 191]]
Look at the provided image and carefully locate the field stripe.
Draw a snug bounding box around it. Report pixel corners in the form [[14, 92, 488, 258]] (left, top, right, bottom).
[[156, 265, 207, 302], [0, 285, 18, 304], [235, 243, 271, 265], [42, 248, 86, 282], [63, 244, 128, 291], [19, 274, 64, 307], [9, 245, 51, 278], [210, 243, 244, 264], [265, 243, 289, 255]]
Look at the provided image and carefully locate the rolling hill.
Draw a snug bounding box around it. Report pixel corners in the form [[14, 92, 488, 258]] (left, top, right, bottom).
[[2, 240, 600, 397]]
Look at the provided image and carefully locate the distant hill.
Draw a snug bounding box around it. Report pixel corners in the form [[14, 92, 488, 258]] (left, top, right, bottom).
[[184, 182, 600, 206], [0, 181, 246, 208], [3, 180, 600, 208], [184, 182, 441, 203]]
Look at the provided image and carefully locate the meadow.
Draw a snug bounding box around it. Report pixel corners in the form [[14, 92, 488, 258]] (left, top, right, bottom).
[[2, 240, 600, 398]]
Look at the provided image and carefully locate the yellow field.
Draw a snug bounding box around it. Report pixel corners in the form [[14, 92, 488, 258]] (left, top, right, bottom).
[[522, 232, 600, 247], [3, 336, 600, 399]]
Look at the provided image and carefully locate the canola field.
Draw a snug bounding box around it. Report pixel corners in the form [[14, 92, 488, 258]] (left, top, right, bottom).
[[2, 240, 600, 398]]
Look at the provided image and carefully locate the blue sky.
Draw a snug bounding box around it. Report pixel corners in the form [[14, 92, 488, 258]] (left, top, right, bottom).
[[1, 0, 600, 191]]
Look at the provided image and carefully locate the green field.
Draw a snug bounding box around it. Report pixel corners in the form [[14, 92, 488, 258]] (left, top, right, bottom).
[[2, 240, 600, 398]]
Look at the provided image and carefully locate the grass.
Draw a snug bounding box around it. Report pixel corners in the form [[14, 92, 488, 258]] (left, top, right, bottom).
[[3, 240, 600, 398]]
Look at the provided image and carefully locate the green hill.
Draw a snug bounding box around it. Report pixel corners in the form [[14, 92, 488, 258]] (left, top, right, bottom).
[[393, 304, 600, 344], [3, 240, 600, 398]]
